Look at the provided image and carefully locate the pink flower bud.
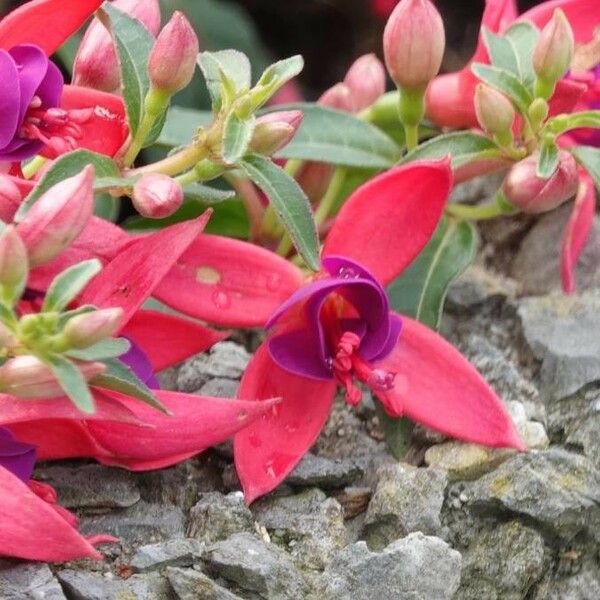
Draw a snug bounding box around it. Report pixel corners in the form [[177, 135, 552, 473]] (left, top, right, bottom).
[[343, 54, 386, 113], [474, 84, 515, 136], [502, 151, 579, 214], [533, 9, 574, 86], [73, 0, 161, 92], [383, 0, 445, 91], [251, 110, 304, 155], [318, 83, 354, 113], [63, 308, 124, 349], [16, 166, 94, 267], [0, 355, 105, 399], [148, 12, 199, 94], [132, 174, 184, 219], [0, 226, 28, 295], [0, 176, 22, 222]]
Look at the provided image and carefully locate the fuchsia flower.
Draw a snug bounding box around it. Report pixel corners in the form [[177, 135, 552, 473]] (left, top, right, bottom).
[[230, 160, 524, 503], [0, 0, 127, 163]]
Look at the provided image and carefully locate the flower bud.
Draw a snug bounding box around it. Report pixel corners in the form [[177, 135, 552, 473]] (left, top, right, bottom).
[[73, 0, 161, 92], [0, 176, 22, 223], [383, 0, 445, 91], [318, 83, 354, 112], [16, 166, 94, 267], [251, 110, 304, 155], [132, 174, 184, 219], [0, 226, 28, 302], [533, 9, 574, 91], [474, 84, 515, 136], [63, 308, 124, 349], [0, 355, 105, 399], [502, 151, 578, 214], [343, 54, 386, 113], [148, 12, 199, 94]]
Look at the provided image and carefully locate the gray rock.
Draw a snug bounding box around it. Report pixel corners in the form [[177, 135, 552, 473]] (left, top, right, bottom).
[[362, 464, 447, 550], [518, 292, 600, 400], [202, 532, 308, 599], [532, 558, 600, 600], [0, 562, 66, 600], [450, 171, 505, 205], [80, 501, 186, 547], [511, 205, 600, 295], [177, 342, 250, 392], [286, 453, 363, 489], [252, 488, 347, 569], [34, 464, 140, 509], [318, 533, 461, 600], [199, 377, 240, 398], [166, 567, 243, 600], [130, 539, 204, 573], [456, 521, 546, 600], [57, 570, 174, 600], [460, 448, 600, 540], [188, 492, 255, 544]]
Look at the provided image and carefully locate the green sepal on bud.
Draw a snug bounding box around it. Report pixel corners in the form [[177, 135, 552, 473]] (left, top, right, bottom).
[[474, 84, 515, 146], [0, 226, 28, 308]]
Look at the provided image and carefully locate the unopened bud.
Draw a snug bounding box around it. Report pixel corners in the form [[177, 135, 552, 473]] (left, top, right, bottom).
[[0, 176, 22, 222], [383, 0, 445, 91], [73, 0, 161, 92], [343, 54, 386, 113], [502, 151, 578, 214], [251, 110, 303, 155], [533, 9, 574, 98], [474, 84, 515, 137], [16, 166, 94, 267], [0, 226, 28, 304], [63, 308, 124, 349], [318, 83, 354, 112], [0, 355, 105, 399], [148, 11, 199, 94], [132, 174, 184, 219]]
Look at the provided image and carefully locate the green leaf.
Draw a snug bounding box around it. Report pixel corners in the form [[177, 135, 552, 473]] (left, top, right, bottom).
[[16, 150, 119, 220], [42, 260, 102, 313], [472, 63, 533, 114], [94, 194, 120, 221], [94, 175, 140, 191], [222, 112, 255, 164], [272, 104, 401, 168], [401, 132, 502, 169], [66, 337, 131, 361], [155, 106, 212, 148], [184, 183, 236, 205], [537, 141, 559, 178], [92, 358, 166, 412], [240, 154, 320, 270], [57, 305, 96, 328], [374, 402, 415, 461], [505, 22, 539, 86], [483, 27, 521, 78], [43, 354, 95, 414], [143, 106, 169, 148], [387, 217, 477, 329], [197, 50, 252, 111], [250, 55, 304, 108], [102, 4, 154, 138], [570, 145, 600, 188]]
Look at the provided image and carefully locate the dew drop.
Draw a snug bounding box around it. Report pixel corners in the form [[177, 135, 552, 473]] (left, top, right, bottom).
[[197, 266, 221, 285], [266, 273, 282, 292], [337, 266, 360, 279], [237, 410, 249, 422], [368, 369, 396, 391], [325, 357, 334, 371], [212, 289, 231, 309]]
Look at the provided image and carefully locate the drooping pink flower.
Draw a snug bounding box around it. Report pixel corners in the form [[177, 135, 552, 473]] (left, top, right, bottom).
[[232, 160, 524, 503]]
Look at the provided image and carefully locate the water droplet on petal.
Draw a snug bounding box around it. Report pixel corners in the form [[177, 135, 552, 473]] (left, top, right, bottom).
[[325, 357, 334, 371], [197, 266, 221, 285], [368, 369, 396, 391], [212, 290, 231, 309], [237, 410, 249, 422], [337, 266, 360, 279]]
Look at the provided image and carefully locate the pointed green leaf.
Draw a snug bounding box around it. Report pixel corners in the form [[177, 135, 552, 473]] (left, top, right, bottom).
[[240, 154, 320, 270], [483, 27, 521, 79], [250, 55, 304, 108], [570, 145, 600, 189], [183, 183, 236, 205], [57, 305, 96, 328], [505, 22, 539, 86], [66, 337, 131, 361], [387, 217, 477, 329], [472, 63, 533, 114], [222, 112, 255, 164], [537, 141, 559, 179], [42, 260, 102, 313], [42, 354, 95, 414]]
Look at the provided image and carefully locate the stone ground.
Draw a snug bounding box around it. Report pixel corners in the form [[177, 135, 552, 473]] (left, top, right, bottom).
[[2, 182, 600, 599]]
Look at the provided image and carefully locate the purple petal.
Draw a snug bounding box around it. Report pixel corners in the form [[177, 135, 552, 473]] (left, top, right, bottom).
[[0, 427, 37, 482], [8, 45, 49, 125], [36, 57, 64, 108], [268, 328, 333, 379], [372, 313, 403, 362], [0, 49, 21, 148], [120, 337, 160, 389]]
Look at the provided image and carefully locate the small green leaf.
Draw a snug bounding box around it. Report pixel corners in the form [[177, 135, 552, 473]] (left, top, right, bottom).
[[472, 63, 533, 114], [250, 55, 304, 108], [102, 4, 154, 137], [92, 358, 166, 412], [197, 50, 252, 111], [143, 106, 169, 148], [222, 112, 255, 164], [387, 217, 477, 329], [94, 175, 140, 191], [66, 337, 131, 361], [374, 402, 415, 461], [42, 260, 102, 313], [537, 141, 559, 178], [16, 150, 119, 220], [184, 183, 236, 205], [57, 305, 96, 328], [240, 154, 320, 270], [571, 145, 600, 189], [43, 354, 95, 414], [94, 194, 120, 221], [505, 22, 539, 86], [483, 27, 521, 78]]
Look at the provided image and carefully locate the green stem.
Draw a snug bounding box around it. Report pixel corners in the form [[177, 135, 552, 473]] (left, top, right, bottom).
[[404, 125, 419, 152], [129, 144, 209, 178], [399, 87, 425, 152], [446, 198, 515, 221], [314, 167, 346, 226], [22, 156, 47, 179]]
